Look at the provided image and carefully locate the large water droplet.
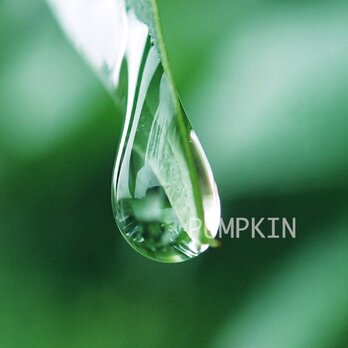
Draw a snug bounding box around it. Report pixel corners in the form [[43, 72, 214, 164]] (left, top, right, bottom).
[[111, 15, 220, 262], [48, 0, 220, 262]]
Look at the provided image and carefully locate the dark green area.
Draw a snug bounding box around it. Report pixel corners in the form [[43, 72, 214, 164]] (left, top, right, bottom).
[[0, 0, 347, 347]]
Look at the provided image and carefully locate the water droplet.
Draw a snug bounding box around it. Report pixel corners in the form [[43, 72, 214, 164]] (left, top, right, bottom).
[[111, 12, 220, 262], [48, 0, 220, 262]]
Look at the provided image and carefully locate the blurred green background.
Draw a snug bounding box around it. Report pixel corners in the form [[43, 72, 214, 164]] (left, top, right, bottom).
[[1, 0, 348, 347]]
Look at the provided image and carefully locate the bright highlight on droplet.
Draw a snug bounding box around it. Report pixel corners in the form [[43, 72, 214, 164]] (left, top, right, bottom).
[[48, 0, 221, 262]]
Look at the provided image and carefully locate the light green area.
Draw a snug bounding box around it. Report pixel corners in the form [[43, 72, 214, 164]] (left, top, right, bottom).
[[0, 0, 347, 347]]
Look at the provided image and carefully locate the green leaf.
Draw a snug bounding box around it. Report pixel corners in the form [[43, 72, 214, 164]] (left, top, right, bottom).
[[47, 0, 216, 246]]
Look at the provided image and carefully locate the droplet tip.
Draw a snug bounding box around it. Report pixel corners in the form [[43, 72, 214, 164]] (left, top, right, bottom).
[[207, 238, 221, 248]]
